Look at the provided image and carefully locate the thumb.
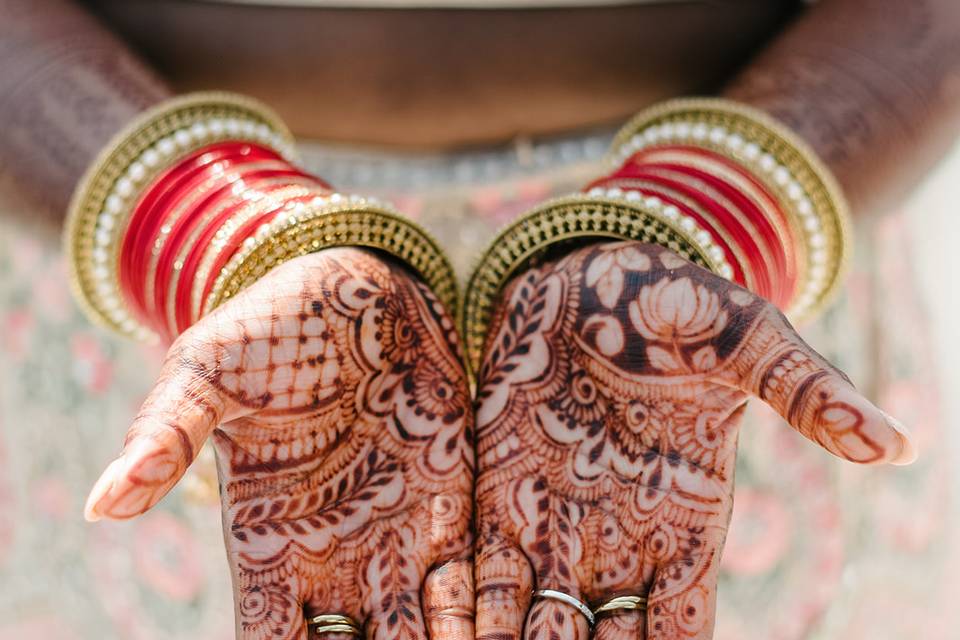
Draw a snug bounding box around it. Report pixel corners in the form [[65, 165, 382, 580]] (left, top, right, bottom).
[[733, 304, 916, 466], [85, 340, 228, 521]]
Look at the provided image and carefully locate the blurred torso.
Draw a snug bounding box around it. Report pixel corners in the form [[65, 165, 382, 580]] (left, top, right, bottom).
[[85, 0, 798, 146]]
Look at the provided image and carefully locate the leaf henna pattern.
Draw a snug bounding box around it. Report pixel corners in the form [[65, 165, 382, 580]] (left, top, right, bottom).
[[473, 241, 915, 640], [84, 248, 474, 640]]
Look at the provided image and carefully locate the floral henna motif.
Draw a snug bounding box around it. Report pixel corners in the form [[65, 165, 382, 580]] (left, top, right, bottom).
[[84, 248, 474, 640], [474, 241, 914, 640]]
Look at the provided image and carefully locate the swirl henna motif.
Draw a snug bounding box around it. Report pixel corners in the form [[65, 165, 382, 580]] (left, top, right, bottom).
[[473, 241, 915, 640], [83, 248, 475, 640]]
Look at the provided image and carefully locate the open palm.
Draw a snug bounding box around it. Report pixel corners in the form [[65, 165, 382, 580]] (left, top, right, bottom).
[[473, 241, 913, 640], [84, 248, 475, 640]]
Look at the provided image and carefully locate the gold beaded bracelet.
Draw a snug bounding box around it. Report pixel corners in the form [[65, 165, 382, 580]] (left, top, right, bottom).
[[206, 195, 459, 319], [462, 97, 851, 384], [64, 91, 297, 339], [64, 92, 459, 339]]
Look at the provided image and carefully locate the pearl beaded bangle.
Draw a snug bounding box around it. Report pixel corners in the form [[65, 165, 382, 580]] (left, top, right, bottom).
[[605, 98, 850, 321], [462, 96, 850, 383]]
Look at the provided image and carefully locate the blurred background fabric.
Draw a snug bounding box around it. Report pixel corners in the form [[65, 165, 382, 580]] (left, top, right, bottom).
[[0, 129, 957, 639]]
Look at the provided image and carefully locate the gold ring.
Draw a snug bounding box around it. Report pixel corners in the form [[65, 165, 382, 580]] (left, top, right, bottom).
[[309, 614, 361, 636], [593, 595, 647, 618]]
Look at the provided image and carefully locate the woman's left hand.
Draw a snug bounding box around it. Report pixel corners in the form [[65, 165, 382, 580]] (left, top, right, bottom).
[[472, 241, 914, 640]]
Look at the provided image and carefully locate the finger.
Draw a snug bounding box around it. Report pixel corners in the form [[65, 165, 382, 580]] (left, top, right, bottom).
[[475, 535, 533, 640], [593, 610, 647, 640], [423, 557, 475, 640], [84, 340, 228, 521], [362, 532, 430, 640], [365, 589, 428, 640], [646, 547, 720, 640], [236, 582, 308, 640], [734, 304, 916, 465], [524, 596, 591, 640]]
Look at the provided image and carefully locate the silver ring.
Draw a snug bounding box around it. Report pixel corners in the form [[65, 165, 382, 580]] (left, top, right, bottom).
[[532, 589, 595, 626]]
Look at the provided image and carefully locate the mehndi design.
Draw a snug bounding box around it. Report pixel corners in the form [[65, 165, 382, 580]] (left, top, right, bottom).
[[85, 248, 475, 640], [474, 241, 913, 640]]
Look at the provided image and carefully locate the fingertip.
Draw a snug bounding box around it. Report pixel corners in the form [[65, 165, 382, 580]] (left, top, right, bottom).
[[882, 412, 918, 466], [84, 456, 124, 522], [82, 434, 187, 521]]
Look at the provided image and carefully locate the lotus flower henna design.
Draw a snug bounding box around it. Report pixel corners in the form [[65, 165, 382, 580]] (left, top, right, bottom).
[[474, 240, 915, 640], [629, 276, 728, 346], [586, 243, 653, 310], [84, 248, 475, 640]]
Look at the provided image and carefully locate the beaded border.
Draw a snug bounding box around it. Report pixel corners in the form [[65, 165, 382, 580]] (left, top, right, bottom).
[[204, 195, 459, 323], [584, 187, 734, 279], [607, 97, 851, 321], [64, 91, 296, 340], [188, 183, 320, 323], [460, 194, 720, 379]]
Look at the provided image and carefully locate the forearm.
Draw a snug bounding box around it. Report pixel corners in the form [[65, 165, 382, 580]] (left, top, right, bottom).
[[0, 0, 169, 213], [725, 0, 960, 215]]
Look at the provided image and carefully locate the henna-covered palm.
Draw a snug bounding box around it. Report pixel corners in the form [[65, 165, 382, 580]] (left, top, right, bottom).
[[474, 241, 915, 640], [84, 248, 475, 640]]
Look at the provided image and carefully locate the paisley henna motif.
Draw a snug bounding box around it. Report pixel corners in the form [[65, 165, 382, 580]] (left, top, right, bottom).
[[474, 241, 914, 640], [84, 248, 474, 640]]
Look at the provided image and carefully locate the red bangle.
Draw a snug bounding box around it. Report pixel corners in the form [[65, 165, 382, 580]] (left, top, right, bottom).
[[595, 98, 850, 320], [588, 144, 800, 307], [586, 103, 845, 314], [66, 92, 459, 342], [119, 141, 331, 339]]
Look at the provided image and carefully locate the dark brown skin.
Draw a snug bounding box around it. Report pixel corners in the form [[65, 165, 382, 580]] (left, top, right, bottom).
[[0, 0, 169, 217], [726, 0, 960, 215], [85, 0, 794, 148]]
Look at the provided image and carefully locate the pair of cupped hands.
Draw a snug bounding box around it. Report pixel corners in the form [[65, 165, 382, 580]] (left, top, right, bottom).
[[83, 240, 914, 640]]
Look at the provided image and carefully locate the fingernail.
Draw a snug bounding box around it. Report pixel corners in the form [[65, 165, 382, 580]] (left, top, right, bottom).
[[84, 456, 125, 522], [883, 412, 918, 466]]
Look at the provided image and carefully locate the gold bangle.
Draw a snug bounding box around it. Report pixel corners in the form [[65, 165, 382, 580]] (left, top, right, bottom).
[[460, 194, 718, 382], [188, 179, 322, 322], [64, 91, 296, 340], [607, 97, 851, 322], [204, 195, 459, 323]]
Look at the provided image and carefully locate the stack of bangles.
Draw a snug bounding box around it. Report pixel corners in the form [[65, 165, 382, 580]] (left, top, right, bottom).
[[65, 92, 457, 344], [65, 93, 850, 633], [461, 97, 850, 376]]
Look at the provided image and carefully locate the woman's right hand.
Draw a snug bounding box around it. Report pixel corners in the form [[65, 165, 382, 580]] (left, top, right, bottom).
[[84, 248, 475, 640]]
